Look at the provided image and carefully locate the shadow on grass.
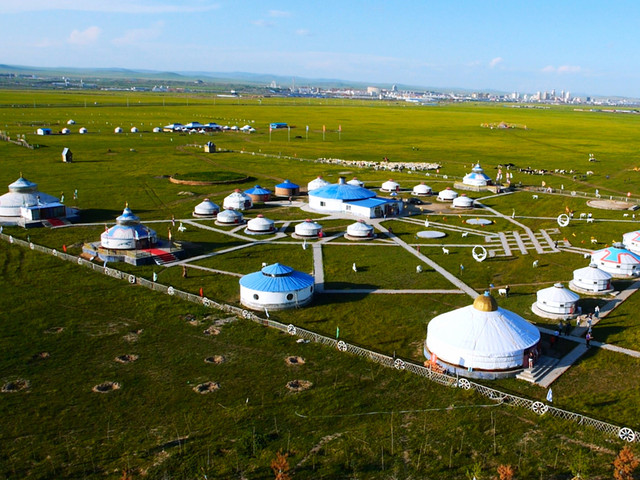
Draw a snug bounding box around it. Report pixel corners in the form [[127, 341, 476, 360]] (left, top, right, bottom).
[[80, 208, 130, 223], [322, 281, 382, 291]]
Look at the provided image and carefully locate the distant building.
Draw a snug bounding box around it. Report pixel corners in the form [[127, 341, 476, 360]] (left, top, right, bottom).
[[61, 148, 73, 163]]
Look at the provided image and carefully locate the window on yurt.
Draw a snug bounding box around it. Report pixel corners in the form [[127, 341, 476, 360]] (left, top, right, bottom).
[[253, 294, 259, 300], [320, 201, 326, 207], [286, 294, 293, 300], [345, 205, 351, 211]]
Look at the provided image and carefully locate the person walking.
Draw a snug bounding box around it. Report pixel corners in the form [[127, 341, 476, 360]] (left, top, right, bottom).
[[585, 331, 592, 349], [594, 305, 600, 319]]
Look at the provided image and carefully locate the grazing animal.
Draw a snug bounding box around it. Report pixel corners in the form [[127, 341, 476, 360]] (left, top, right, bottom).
[[532, 194, 538, 199], [498, 288, 507, 297], [532, 260, 539, 268], [623, 213, 629, 218], [442, 247, 450, 255], [262, 262, 268, 267], [461, 231, 469, 238], [591, 237, 598, 244], [579, 213, 587, 219], [586, 218, 594, 224]]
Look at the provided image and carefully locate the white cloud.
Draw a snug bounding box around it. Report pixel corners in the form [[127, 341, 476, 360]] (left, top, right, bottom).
[[113, 21, 164, 46], [489, 57, 503, 68], [269, 10, 291, 18], [0, 1, 220, 14], [542, 65, 582, 74], [67, 26, 101, 46], [542, 65, 555, 73], [296, 29, 311, 36], [252, 19, 274, 27]]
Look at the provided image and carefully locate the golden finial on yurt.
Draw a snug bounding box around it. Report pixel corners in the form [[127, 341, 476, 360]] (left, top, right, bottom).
[[473, 291, 498, 312]]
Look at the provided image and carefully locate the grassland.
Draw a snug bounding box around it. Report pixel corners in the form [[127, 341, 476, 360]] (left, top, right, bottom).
[[1, 90, 640, 478]]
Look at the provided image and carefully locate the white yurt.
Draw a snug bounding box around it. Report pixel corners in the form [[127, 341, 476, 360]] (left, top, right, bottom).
[[0, 176, 69, 225], [346, 220, 375, 240], [463, 163, 492, 187], [130, 127, 138, 133], [381, 179, 400, 193], [570, 263, 613, 294], [452, 194, 474, 209], [61, 127, 70, 135], [437, 187, 458, 202], [412, 182, 432, 196], [533, 283, 580, 318], [79, 127, 87, 134], [294, 219, 323, 238], [347, 177, 365, 187], [223, 189, 253, 210], [622, 230, 640, 255], [215, 208, 244, 226], [101, 206, 157, 250], [591, 244, 640, 277], [425, 292, 540, 379], [114, 127, 123, 134], [67, 119, 76, 125], [153, 127, 161, 133], [193, 198, 220, 218], [307, 176, 330, 192], [239, 263, 315, 311], [245, 214, 276, 235]]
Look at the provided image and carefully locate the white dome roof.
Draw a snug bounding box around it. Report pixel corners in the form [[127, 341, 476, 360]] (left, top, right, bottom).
[[223, 190, 252, 210], [573, 263, 612, 282], [307, 176, 330, 192], [591, 245, 640, 266], [114, 127, 123, 133], [347, 177, 364, 187], [437, 187, 458, 201], [453, 195, 474, 208], [153, 127, 161, 133], [537, 283, 580, 304], [194, 198, 220, 216], [381, 179, 400, 192], [79, 127, 87, 134], [0, 176, 61, 217], [412, 183, 432, 195], [130, 127, 138, 133], [61, 128, 70, 134], [217, 209, 244, 223], [247, 215, 275, 231], [295, 219, 322, 236], [463, 163, 492, 186], [347, 221, 374, 236], [426, 293, 540, 371], [623, 230, 640, 254]]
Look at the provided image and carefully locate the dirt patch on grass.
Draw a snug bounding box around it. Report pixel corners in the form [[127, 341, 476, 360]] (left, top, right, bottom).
[[2, 379, 30, 393], [92, 381, 120, 393], [203, 326, 221, 336], [286, 379, 313, 392], [204, 355, 225, 364], [285, 356, 305, 366], [115, 354, 139, 364], [32, 352, 50, 360], [45, 326, 64, 334], [587, 199, 633, 210], [123, 329, 143, 342], [193, 381, 220, 394]]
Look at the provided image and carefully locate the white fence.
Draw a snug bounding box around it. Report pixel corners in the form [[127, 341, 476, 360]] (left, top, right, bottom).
[[1, 232, 637, 444]]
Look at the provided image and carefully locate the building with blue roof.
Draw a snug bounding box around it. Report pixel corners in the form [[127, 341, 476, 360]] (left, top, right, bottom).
[[591, 243, 640, 277], [239, 263, 315, 310], [308, 177, 402, 219], [244, 185, 271, 203], [274, 179, 300, 197]]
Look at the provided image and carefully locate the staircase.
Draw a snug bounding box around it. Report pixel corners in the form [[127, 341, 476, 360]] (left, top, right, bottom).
[[153, 252, 178, 265], [516, 355, 559, 384]]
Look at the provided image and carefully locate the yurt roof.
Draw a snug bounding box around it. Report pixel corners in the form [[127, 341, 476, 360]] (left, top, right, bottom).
[[574, 263, 612, 281], [347, 177, 364, 186], [381, 179, 400, 189], [245, 185, 271, 195], [592, 245, 640, 265], [194, 198, 219, 214], [309, 183, 376, 201], [453, 195, 474, 207], [226, 191, 250, 200], [239, 263, 314, 292], [308, 176, 330, 191], [347, 221, 374, 232], [116, 207, 141, 226], [412, 183, 432, 193], [103, 223, 155, 240], [296, 219, 322, 231], [276, 179, 299, 189], [438, 187, 458, 199], [247, 215, 274, 227], [8, 176, 37, 193], [623, 230, 640, 243], [217, 209, 243, 220], [537, 283, 580, 303]]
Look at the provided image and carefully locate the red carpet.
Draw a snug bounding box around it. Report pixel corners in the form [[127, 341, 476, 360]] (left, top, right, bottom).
[[45, 218, 65, 226], [142, 249, 178, 264]]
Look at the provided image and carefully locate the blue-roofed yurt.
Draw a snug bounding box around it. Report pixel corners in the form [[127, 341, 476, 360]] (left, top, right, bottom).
[[100, 206, 157, 250], [239, 263, 315, 310], [591, 243, 640, 277], [622, 230, 640, 255], [274, 179, 300, 197], [244, 185, 271, 203], [463, 163, 492, 187]]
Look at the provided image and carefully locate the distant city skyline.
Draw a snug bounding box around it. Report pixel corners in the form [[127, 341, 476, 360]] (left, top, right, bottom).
[[2, 0, 640, 98]]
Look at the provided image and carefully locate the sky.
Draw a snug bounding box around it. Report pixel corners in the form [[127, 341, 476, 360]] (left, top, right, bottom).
[[2, 0, 640, 98]]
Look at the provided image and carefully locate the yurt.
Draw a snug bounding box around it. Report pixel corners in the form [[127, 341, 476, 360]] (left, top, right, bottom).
[[570, 263, 613, 294], [591, 243, 640, 277], [192, 198, 220, 218], [274, 179, 300, 197], [0, 176, 68, 225], [239, 263, 315, 311], [244, 185, 271, 204], [622, 230, 640, 255], [114, 127, 123, 134], [152, 127, 161, 133], [462, 163, 492, 187], [307, 176, 330, 192], [67, 119, 76, 125], [223, 190, 253, 210], [412, 182, 432, 196], [79, 127, 87, 134], [437, 187, 458, 202], [452, 194, 474, 209], [346, 220, 375, 240], [294, 219, 323, 238], [347, 177, 365, 187], [100, 206, 157, 250], [381, 179, 400, 193], [61, 127, 70, 135], [245, 214, 276, 235], [130, 127, 138, 133], [533, 283, 580, 318], [425, 292, 540, 379], [215, 208, 244, 226]]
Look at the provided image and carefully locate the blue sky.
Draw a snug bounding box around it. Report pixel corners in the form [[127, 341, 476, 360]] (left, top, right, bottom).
[[2, 0, 640, 97]]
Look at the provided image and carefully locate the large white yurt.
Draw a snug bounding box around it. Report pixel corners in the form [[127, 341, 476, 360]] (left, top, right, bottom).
[[462, 163, 492, 187], [591, 244, 640, 277], [533, 283, 580, 318], [380, 179, 400, 193], [239, 263, 315, 311], [245, 214, 276, 235], [437, 187, 458, 202], [294, 219, 323, 238], [193, 198, 220, 218], [215, 208, 244, 226], [346, 220, 375, 240], [452, 194, 474, 209], [425, 292, 540, 379], [622, 230, 640, 255], [412, 182, 432, 196], [101, 206, 157, 250], [347, 177, 365, 187], [570, 263, 613, 294], [307, 176, 330, 192], [223, 190, 253, 210], [0, 176, 67, 224]]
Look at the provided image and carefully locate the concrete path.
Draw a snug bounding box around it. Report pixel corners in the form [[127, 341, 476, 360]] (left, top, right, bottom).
[[322, 289, 465, 295], [312, 242, 325, 292]]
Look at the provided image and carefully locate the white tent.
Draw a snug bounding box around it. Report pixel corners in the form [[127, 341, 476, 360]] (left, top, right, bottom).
[[215, 208, 244, 225], [534, 283, 579, 317], [193, 198, 220, 218], [245, 215, 276, 235], [380, 179, 400, 192], [570, 263, 613, 294], [622, 230, 640, 255], [223, 190, 253, 210], [307, 176, 330, 192], [412, 182, 432, 196], [591, 244, 640, 277], [452, 194, 474, 209], [294, 219, 323, 238], [346, 220, 374, 239], [437, 187, 458, 201]]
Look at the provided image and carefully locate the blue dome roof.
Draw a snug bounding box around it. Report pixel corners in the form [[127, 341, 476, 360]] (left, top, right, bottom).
[[276, 179, 299, 189], [593, 246, 640, 264], [245, 185, 271, 195], [239, 263, 314, 292], [116, 207, 141, 226], [8, 176, 37, 193], [309, 183, 376, 201]]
